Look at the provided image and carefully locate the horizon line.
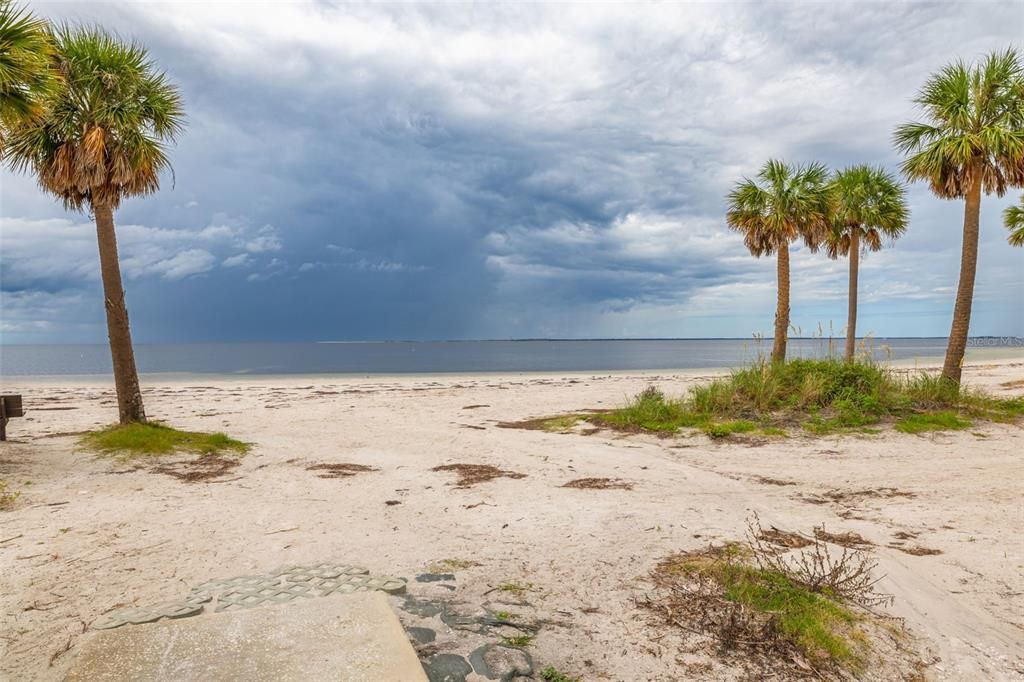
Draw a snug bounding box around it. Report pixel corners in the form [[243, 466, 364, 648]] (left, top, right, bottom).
[[6, 335, 1024, 346]]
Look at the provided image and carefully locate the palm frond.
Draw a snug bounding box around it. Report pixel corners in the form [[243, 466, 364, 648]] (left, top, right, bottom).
[[0, 0, 56, 141], [895, 47, 1024, 199], [726, 159, 831, 256], [1006, 196, 1024, 247], [3, 24, 184, 210]]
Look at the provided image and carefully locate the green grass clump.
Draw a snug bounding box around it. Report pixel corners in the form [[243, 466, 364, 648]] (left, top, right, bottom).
[[594, 386, 704, 433], [81, 422, 249, 459], [894, 411, 972, 434], [498, 581, 533, 596], [501, 635, 534, 648], [539, 666, 580, 682], [705, 419, 758, 439], [589, 359, 1022, 438], [0, 479, 20, 510], [669, 553, 864, 668]]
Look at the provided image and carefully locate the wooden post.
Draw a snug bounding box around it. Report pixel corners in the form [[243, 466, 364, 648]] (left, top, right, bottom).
[[0, 395, 24, 441]]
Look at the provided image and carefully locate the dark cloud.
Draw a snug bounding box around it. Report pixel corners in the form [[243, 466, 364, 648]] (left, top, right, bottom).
[[2, 2, 1021, 342]]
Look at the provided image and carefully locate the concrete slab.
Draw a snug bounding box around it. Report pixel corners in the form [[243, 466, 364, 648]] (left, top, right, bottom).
[[66, 592, 427, 682]]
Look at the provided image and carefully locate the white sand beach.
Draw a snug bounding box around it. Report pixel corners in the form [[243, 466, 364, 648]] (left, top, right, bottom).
[[1, 356, 1023, 680]]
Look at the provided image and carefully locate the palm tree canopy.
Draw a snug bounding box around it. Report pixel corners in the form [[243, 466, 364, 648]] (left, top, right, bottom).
[[1006, 195, 1024, 247], [3, 25, 183, 210], [726, 159, 831, 256], [826, 165, 909, 258], [893, 47, 1024, 199], [0, 0, 55, 135]]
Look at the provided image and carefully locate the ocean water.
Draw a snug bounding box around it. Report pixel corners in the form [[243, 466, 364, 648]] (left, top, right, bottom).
[[0, 338, 959, 377]]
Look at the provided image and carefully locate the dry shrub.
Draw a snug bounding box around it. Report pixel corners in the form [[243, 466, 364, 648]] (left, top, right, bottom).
[[638, 514, 894, 677], [747, 515, 892, 609]]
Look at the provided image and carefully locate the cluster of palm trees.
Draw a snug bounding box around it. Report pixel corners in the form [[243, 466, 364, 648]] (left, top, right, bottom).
[[728, 48, 1024, 383], [2, 0, 1022, 426], [1, 1, 183, 423]]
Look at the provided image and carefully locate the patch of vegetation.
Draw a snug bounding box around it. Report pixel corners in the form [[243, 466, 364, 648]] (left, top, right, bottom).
[[493, 610, 516, 621], [497, 415, 583, 432], [81, 422, 249, 459], [429, 558, 481, 572], [498, 581, 533, 596], [639, 515, 892, 675], [539, 666, 580, 682], [705, 419, 758, 439], [894, 411, 971, 434], [0, 479, 20, 510], [588, 359, 1023, 438], [501, 635, 534, 648]]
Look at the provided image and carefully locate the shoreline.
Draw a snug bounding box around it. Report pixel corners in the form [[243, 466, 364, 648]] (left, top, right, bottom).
[[3, 347, 1022, 386]]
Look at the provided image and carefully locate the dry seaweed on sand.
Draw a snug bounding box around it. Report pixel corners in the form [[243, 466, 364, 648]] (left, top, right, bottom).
[[305, 462, 377, 479], [431, 463, 526, 487], [813, 527, 874, 548], [562, 478, 633, 490], [151, 455, 241, 482]]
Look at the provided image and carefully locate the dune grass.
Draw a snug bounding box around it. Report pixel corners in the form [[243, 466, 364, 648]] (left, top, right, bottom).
[[590, 358, 1024, 437], [660, 548, 866, 669], [80, 422, 249, 459]]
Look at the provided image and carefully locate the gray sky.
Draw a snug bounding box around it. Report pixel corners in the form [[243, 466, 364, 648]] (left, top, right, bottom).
[[1, 1, 1022, 343]]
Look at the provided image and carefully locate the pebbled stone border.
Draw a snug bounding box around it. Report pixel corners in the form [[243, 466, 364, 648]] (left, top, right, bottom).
[[93, 562, 406, 630]]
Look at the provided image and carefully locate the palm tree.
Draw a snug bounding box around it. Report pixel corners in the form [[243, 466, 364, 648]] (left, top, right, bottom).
[[4, 26, 184, 423], [0, 0, 55, 145], [727, 160, 831, 362], [1005, 196, 1024, 247], [894, 48, 1024, 384], [826, 166, 909, 361]]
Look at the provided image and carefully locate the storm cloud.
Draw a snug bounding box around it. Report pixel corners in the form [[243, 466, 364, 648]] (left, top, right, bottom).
[[1, 2, 1021, 342]]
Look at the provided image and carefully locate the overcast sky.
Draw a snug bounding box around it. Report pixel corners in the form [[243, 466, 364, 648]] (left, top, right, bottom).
[[1, 1, 1021, 343]]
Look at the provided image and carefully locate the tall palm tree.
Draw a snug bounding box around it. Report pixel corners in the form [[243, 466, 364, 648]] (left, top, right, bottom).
[[826, 166, 909, 361], [5, 26, 184, 423], [0, 0, 55, 145], [1005, 196, 1024, 247], [894, 48, 1024, 384], [727, 160, 831, 362]]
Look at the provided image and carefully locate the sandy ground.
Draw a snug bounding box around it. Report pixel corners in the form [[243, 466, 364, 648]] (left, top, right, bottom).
[[1, 357, 1022, 681]]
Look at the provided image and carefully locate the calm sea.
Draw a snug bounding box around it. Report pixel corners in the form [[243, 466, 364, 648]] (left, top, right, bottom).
[[0, 338, 957, 377]]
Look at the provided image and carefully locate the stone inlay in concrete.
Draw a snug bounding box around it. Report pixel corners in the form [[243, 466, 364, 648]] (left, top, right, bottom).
[[70, 593, 428, 681], [92, 562, 407, 630], [92, 602, 204, 630]]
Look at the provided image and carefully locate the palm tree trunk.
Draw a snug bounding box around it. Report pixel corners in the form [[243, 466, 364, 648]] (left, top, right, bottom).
[[844, 229, 860, 361], [94, 202, 147, 424], [772, 243, 790, 363], [941, 175, 983, 384]]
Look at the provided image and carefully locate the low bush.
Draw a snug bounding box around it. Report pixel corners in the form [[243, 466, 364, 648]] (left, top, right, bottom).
[[592, 359, 1021, 437]]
